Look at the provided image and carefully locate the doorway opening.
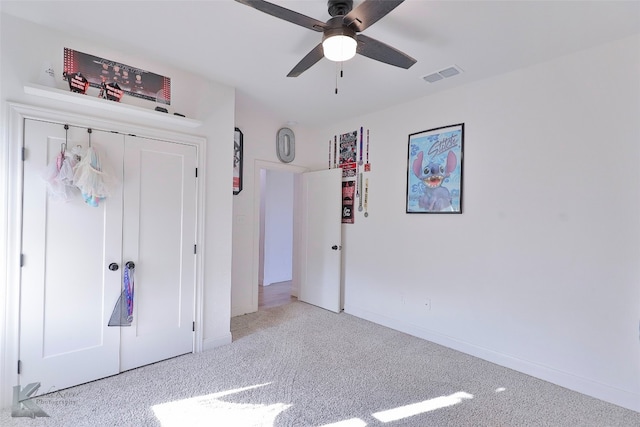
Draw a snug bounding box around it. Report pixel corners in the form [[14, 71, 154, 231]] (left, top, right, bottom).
[[258, 168, 296, 310], [251, 160, 308, 313]]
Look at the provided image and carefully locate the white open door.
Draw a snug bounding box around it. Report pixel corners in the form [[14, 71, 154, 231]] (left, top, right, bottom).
[[299, 168, 342, 313]]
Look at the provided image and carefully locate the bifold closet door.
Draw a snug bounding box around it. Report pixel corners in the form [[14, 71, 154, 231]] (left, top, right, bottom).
[[20, 120, 124, 392], [119, 135, 197, 371]]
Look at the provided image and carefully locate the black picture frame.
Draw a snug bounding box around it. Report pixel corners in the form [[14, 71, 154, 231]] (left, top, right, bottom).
[[406, 123, 464, 213], [233, 127, 243, 195]]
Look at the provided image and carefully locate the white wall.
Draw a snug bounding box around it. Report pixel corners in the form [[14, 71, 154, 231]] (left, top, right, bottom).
[[263, 169, 294, 286], [0, 13, 235, 406], [321, 35, 640, 411]]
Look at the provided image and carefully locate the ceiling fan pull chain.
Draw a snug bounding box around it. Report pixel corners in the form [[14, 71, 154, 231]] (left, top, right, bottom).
[[334, 62, 346, 94]]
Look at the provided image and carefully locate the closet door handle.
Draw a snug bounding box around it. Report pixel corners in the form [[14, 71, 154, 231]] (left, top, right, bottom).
[[108, 263, 119, 271], [125, 261, 135, 269]]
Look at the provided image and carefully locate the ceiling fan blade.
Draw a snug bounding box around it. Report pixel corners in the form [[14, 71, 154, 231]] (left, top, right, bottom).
[[344, 0, 405, 32], [235, 0, 327, 32], [287, 43, 324, 77], [356, 34, 416, 69]]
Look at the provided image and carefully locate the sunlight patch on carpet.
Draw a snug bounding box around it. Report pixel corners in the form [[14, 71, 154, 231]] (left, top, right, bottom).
[[372, 391, 474, 422], [151, 383, 291, 427]]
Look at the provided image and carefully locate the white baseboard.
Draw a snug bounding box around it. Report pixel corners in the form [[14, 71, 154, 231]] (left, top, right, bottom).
[[202, 333, 232, 351], [264, 279, 292, 287], [345, 304, 640, 413], [231, 304, 256, 318]]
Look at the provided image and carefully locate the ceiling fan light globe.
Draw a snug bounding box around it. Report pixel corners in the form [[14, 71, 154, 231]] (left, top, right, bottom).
[[322, 35, 357, 62]]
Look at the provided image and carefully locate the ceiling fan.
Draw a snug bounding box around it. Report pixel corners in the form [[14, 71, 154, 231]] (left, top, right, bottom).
[[235, 0, 417, 77]]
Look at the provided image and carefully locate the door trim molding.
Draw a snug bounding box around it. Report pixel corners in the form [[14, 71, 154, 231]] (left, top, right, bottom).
[[0, 103, 207, 408]]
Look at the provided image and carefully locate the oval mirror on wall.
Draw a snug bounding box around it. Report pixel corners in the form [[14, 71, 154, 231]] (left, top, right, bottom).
[[276, 127, 295, 163]]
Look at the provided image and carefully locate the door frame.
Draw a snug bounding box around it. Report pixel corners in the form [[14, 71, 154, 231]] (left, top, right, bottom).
[[0, 103, 207, 408], [251, 160, 308, 312]]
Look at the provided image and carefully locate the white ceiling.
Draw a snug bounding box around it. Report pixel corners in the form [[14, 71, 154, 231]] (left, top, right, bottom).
[[2, 0, 639, 127]]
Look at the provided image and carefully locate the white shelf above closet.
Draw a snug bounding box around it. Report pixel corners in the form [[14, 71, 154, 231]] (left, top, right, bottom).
[[23, 83, 202, 128]]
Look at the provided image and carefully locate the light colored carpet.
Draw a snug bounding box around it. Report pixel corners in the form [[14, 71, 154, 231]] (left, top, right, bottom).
[[2, 301, 639, 426]]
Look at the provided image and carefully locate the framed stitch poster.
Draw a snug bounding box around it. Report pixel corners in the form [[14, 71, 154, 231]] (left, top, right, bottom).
[[406, 123, 464, 214]]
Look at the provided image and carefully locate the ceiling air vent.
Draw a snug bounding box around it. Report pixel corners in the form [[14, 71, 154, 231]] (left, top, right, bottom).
[[422, 65, 463, 83]]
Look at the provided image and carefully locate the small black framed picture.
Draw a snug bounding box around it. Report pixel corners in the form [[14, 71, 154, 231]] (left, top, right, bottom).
[[233, 127, 243, 195]]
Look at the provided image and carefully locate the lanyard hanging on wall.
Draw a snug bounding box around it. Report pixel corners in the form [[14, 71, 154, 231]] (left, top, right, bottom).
[[364, 178, 369, 218]]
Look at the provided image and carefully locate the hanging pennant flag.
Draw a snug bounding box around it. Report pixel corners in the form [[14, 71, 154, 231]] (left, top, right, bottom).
[[108, 262, 135, 327], [342, 180, 355, 224]]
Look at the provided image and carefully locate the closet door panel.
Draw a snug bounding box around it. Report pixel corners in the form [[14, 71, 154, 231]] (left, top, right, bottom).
[[120, 136, 197, 371], [20, 120, 123, 391]]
